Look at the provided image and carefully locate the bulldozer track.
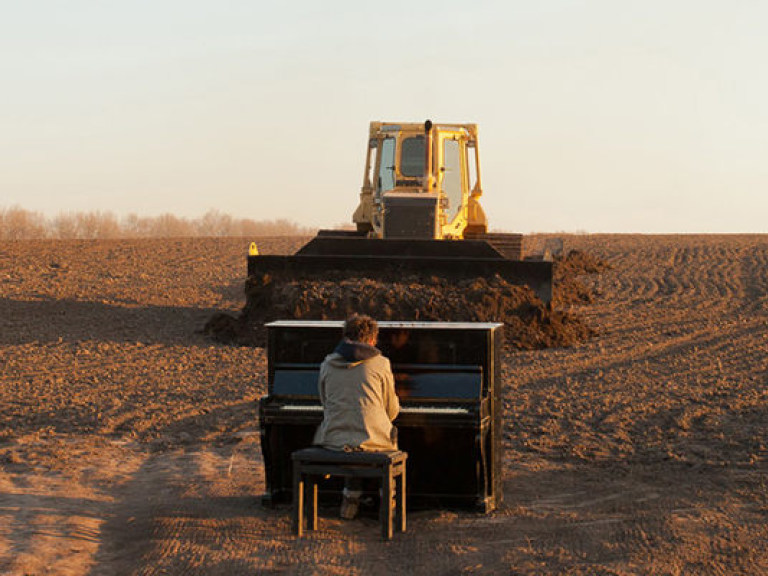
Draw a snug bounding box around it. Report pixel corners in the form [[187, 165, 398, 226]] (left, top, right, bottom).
[[464, 232, 524, 260]]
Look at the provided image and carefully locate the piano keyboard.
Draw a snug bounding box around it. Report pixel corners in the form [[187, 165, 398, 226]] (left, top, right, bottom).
[[278, 404, 470, 415], [400, 406, 470, 415], [280, 405, 323, 412]]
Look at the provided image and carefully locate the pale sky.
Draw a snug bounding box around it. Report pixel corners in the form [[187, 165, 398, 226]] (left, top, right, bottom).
[[2, 1, 767, 233]]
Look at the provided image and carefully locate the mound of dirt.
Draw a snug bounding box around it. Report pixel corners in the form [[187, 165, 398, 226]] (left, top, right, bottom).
[[204, 250, 608, 349]]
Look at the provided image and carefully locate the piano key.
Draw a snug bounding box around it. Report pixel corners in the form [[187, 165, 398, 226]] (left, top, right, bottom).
[[277, 404, 470, 416]]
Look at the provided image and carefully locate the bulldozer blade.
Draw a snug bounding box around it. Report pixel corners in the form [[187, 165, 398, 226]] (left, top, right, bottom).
[[248, 238, 553, 304]]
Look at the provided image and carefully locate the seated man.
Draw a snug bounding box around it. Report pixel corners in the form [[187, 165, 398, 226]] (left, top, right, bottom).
[[313, 314, 400, 519]]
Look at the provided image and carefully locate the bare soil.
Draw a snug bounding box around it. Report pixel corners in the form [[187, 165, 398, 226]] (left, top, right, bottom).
[[1, 234, 767, 575]]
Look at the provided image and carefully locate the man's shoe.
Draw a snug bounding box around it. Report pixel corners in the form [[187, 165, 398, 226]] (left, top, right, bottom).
[[340, 495, 359, 520]]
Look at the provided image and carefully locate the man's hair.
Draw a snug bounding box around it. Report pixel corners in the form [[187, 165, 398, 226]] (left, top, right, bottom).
[[343, 314, 379, 343]]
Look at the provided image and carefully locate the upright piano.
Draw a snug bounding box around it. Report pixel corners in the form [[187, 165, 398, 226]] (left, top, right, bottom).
[[259, 320, 504, 512]]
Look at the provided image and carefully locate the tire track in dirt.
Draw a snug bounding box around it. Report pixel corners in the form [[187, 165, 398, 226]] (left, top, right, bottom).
[[0, 340, 266, 443], [739, 240, 768, 313], [591, 243, 737, 320], [90, 449, 383, 576], [574, 236, 756, 307], [509, 315, 766, 389], [504, 316, 768, 464], [0, 237, 262, 311], [506, 235, 768, 466], [0, 438, 143, 576]]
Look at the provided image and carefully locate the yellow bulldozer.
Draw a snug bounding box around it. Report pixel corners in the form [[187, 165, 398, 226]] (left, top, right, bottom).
[[248, 120, 553, 303]]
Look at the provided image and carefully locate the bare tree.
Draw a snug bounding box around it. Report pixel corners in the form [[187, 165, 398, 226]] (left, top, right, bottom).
[[197, 209, 233, 237], [0, 206, 314, 239], [121, 213, 151, 238], [0, 206, 47, 240], [52, 212, 79, 239]]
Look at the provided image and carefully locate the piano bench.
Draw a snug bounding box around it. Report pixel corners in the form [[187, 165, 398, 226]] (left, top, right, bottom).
[[291, 447, 407, 540]]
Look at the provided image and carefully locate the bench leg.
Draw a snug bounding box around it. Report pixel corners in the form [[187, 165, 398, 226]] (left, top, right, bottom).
[[398, 465, 406, 533], [381, 467, 394, 540], [308, 479, 318, 531], [293, 467, 304, 537]]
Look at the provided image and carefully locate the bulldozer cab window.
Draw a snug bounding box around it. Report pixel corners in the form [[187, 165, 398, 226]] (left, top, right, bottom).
[[466, 141, 478, 193], [443, 138, 462, 222], [400, 136, 425, 177], [377, 137, 396, 195]]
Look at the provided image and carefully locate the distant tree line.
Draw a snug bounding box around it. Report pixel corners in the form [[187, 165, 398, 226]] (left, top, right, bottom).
[[0, 207, 315, 240]]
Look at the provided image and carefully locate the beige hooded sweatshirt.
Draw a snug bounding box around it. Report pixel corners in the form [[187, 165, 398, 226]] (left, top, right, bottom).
[[313, 338, 400, 452]]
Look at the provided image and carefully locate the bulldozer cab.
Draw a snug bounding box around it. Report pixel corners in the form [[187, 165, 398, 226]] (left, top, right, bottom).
[[354, 121, 487, 240]]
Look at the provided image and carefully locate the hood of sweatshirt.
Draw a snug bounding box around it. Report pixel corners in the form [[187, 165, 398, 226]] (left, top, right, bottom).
[[326, 338, 381, 368]]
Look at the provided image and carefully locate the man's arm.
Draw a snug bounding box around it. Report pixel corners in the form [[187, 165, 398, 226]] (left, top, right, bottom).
[[382, 359, 400, 421], [317, 361, 327, 406]]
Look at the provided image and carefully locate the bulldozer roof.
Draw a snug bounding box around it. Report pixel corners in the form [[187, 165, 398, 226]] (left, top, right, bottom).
[[370, 121, 477, 137]]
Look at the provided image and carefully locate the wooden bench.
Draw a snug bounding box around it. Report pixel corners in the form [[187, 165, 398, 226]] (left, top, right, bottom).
[[292, 447, 407, 540]]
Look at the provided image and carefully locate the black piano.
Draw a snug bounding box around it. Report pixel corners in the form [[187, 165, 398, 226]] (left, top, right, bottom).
[[259, 320, 504, 512]]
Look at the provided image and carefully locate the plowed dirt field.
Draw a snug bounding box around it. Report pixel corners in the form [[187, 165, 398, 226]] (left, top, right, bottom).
[[1, 235, 767, 575]]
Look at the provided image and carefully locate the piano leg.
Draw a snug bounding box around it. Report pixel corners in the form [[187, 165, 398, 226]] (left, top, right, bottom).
[[475, 421, 495, 512]]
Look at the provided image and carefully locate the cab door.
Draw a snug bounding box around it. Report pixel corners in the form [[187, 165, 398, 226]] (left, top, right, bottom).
[[437, 131, 468, 236]]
